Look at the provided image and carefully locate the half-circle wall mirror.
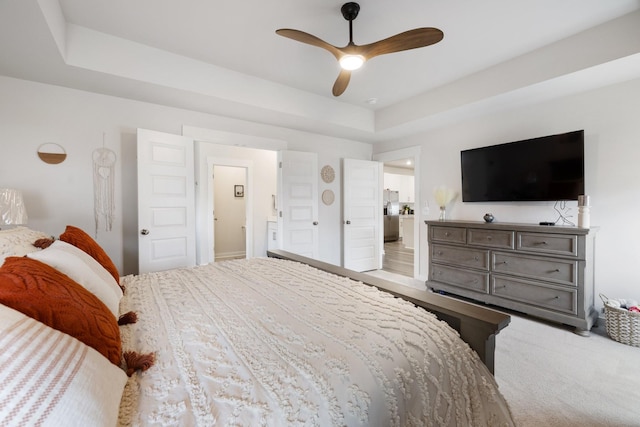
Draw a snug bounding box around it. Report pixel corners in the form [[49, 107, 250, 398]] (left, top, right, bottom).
[[37, 142, 67, 164]]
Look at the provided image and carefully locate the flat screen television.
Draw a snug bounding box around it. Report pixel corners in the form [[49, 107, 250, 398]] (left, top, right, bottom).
[[461, 130, 584, 202]]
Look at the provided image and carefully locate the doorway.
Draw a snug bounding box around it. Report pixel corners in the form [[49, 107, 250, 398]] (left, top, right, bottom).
[[382, 161, 415, 277], [204, 156, 255, 264], [373, 147, 421, 281], [213, 165, 247, 261]]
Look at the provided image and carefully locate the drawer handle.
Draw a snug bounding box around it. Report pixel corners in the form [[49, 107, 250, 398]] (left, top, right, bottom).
[[553, 268, 560, 273], [540, 241, 548, 245], [436, 251, 444, 256], [445, 232, 450, 237], [474, 256, 479, 261], [487, 236, 492, 240]]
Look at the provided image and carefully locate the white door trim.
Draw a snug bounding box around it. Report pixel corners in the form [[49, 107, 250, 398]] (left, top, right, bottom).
[[373, 146, 422, 279], [205, 157, 254, 264]]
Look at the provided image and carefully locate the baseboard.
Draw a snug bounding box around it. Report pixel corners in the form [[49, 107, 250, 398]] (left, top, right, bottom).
[[215, 251, 246, 261]]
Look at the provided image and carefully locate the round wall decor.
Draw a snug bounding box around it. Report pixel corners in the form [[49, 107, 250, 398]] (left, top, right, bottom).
[[321, 165, 335, 183], [322, 189, 335, 205], [37, 142, 67, 164]]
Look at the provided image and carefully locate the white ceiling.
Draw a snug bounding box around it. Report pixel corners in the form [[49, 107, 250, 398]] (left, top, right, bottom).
[[1, 0, 639, 143]]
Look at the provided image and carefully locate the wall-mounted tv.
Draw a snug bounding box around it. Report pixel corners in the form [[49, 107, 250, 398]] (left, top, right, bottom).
[[461, 130, 584, 202]]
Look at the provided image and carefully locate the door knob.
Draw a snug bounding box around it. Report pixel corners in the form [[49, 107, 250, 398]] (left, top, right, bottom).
[[140, 229, 149, 235], [346, 220, 351, 225], [313, 221, 318, 225]]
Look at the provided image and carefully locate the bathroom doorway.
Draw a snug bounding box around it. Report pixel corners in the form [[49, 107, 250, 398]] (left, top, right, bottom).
[[213, 165, 247, 261]]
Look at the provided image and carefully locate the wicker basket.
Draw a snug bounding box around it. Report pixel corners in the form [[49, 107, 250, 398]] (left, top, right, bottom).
[[600, 294, 640, 347]]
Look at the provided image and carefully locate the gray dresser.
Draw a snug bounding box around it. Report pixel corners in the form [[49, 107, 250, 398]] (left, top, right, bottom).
[[426, 220, 598, 335]]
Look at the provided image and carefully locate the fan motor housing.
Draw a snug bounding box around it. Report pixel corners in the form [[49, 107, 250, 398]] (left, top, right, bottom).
[[341, 2, 360, 21]]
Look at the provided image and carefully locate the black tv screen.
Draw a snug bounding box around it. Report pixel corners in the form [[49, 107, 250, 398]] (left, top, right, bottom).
[[461, 130, 584, 202]]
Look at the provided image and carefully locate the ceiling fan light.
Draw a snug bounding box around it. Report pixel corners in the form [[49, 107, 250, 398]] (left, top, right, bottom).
[[339, 55, 364, 70]]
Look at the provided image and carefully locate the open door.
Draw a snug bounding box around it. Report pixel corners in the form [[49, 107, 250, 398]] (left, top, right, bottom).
[[343, 158, 381, 272], [137, 129, 196, 273], [278, 151, 319, 258]]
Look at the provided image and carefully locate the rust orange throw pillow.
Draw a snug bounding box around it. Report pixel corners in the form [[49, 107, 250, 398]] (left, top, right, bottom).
[[0, 257, 121, 365], [59, 225, 120, 286]]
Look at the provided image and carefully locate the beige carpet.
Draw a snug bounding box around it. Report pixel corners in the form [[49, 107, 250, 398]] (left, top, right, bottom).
[[494, 314, 640, 426]]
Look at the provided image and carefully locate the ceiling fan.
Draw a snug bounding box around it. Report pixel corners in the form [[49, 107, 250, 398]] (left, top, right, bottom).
[[276, 2, 444, 97]]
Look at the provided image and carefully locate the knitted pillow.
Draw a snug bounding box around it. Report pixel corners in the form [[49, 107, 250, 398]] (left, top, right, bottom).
[[0, 226, 50, 266], [27, 240, 123, 317], [0, 257, 121, 365], [59, 225, 120, 286]]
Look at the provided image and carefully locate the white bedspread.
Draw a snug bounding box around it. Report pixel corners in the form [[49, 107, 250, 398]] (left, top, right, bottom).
[[118, 258, 514, 426]]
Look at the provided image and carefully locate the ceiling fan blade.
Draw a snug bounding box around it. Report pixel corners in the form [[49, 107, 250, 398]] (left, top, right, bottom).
[[358, 27, 444, 60], [276, 29, 343, 61], [332, 69, 351, 96]]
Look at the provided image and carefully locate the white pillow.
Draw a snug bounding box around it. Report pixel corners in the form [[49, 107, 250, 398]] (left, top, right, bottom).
[[0, 226, 49, 266], [27, 240, 123, 317], [0, 303, 127, 427]]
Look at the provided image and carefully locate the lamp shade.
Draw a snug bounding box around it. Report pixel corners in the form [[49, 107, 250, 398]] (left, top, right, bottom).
[[0, 189, 28, 225]]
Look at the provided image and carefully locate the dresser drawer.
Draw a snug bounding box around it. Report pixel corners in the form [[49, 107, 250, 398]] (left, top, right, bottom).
[[467, 228, 514, 249], [430, 226, 466, 244], [431, 263, 489, 293], [431, 244, 489, 270], [517, 232, 578, 257], [492, 276, 577, 315], [492, 252, 578, 286]]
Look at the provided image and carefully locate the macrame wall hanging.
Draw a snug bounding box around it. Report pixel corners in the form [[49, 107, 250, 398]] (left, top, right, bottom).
[[93, 133, 116, 237]]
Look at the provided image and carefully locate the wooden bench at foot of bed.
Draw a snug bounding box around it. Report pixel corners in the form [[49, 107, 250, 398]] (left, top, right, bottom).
[[267, 250, 510, 374]]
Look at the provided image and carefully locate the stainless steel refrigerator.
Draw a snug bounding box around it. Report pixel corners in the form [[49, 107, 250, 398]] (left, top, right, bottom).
[[383, 189, 399, 242]]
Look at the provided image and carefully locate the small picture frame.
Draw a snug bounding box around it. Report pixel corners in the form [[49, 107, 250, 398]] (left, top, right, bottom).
[[234, 185, 244, 197]]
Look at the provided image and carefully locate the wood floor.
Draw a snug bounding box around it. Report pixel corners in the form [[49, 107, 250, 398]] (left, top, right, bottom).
[[382, 240, 414, 277]]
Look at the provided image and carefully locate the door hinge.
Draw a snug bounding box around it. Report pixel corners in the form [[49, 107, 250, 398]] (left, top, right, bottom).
[[279, 161, 282, 168], [279, 211, 283, 218]]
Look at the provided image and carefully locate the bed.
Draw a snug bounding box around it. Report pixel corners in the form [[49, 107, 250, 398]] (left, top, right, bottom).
[[0, 226, 515, 426]]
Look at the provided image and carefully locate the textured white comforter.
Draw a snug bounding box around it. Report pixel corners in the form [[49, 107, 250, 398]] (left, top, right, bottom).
[[118, 258, 514, 426]]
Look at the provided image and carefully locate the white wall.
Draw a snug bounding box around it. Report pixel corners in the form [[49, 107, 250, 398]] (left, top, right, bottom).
[[374, 77, 640, 312], [0, 75, 372, 274]]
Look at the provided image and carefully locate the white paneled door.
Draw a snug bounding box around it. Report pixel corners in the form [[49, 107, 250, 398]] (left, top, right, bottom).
[[343, 159, 381, 272], [278, 151, 319, 258], [137, 129, 196, 273]]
